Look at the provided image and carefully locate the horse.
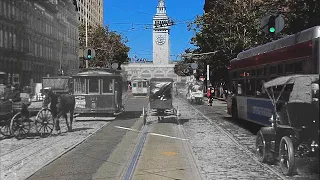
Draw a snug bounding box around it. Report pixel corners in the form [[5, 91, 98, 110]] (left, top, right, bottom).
[[42, 89, 75, 133]]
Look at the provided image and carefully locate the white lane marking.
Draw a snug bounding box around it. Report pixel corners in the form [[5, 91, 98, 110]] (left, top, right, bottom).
[[114, 126, 141, 133], [148, 132, 189, 141], [114, 126, 189, 141]]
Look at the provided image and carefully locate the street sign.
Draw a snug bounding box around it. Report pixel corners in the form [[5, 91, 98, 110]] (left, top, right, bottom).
[[261, 14, 284, 34], [84, 48, 96, 59], [190, 63, 198, 70]]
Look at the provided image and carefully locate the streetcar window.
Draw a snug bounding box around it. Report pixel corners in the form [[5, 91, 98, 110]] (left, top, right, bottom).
[[143, 81, 148, 87], [102, 79, 113, 93], [132, 83, 137, 87], [138, 82, 142, 88], [89, 78, 99, 93], [74, 78, 86, 94]]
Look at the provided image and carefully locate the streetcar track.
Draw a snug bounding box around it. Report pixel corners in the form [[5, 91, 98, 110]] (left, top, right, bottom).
[[1, 135, 66, 172], [181, 97, 288, 180], [0, 138, 43, 157]]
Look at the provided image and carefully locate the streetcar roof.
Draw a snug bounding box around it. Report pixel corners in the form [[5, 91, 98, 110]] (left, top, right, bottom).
[[234, 26, 320, 61], [72, 70, 121, 77]]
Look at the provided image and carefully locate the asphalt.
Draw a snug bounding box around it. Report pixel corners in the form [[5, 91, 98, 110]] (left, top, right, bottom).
[[27, 95, 149, 180]]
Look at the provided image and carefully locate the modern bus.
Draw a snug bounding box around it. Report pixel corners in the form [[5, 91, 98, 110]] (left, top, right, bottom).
[[227, 26, 320, 126]]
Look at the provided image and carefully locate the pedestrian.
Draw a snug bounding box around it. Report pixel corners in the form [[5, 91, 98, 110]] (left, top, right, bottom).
[[1, 84, 12, 101], [9, 84, 21, 102], [207, 86, 214, 106]]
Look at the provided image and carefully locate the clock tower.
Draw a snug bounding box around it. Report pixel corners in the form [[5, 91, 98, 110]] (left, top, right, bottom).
[[153, 0, 170, 65]]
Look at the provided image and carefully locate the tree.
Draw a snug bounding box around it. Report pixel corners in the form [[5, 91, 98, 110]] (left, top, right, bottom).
[[79, 25, 130, 69]]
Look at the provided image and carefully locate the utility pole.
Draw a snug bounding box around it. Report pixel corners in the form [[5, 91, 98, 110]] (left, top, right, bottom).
[[85, 3, 88, 68]]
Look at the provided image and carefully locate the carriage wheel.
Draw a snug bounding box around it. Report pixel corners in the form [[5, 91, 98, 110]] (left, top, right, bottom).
[[10, 112, 31, 140], [279, 136, 296, 176], [256, 130, 273, 163], [0, 122, 11, 137], [35, 108, 54, 137]]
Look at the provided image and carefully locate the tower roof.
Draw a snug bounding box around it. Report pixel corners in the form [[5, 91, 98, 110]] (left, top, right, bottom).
[[156, 0, 166, 14]]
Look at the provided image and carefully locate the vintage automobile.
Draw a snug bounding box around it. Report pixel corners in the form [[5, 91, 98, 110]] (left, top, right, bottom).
[[255, 74, 319, 176], [186, 80, 204, 104], [149, 78, 179, 122]]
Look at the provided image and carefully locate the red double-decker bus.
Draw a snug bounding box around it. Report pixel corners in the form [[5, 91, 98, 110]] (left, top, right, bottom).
[[227, 26, 320, 126]]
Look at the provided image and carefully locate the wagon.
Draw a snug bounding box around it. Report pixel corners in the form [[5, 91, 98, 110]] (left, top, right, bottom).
[[255, 74, 319, 175], [149, 78, 179, 122]]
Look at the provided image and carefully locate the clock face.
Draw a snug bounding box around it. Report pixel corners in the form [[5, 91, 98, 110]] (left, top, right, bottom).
[[156, 35, 166, 45]]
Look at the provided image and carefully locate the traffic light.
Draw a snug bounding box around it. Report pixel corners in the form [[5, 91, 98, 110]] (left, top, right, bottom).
[[267, 15, 276, 34], [87, 49, 92, 59]]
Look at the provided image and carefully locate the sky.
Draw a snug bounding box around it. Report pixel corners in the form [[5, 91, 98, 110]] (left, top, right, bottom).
[[103, 0, 205, 62]]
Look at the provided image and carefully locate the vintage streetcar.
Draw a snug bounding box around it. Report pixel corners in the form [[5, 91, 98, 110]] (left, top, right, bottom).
[[72, 68, 127, 116], [131, 78, 149, 96]]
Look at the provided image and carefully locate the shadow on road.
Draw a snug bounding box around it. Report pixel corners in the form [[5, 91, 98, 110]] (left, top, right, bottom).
[[222, 116, 262, 134]]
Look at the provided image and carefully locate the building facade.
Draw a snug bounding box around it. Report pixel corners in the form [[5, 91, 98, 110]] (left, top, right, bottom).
[[123, 0, 182, 82], [76, 0, 103, 27], [0, 0, 79, 86]]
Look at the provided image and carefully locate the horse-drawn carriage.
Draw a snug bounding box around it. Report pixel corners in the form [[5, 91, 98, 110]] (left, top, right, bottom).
[[0, 94, 53, 139], [149, 78, 179, 122], [255, 74, 319, 175]]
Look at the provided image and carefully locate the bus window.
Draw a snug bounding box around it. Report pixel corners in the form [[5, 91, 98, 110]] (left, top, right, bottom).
[[232, 71, 237, 79], [251, 69, 256, 77], [138, 82, 142, 88], [246, 78, 256, 96], [103, 79, 113, 93], [257, 68, 264, 76], [74, 78, 86, 94], [89, 78, 99, 93], [143, 81, 148, 87], [278, 64, 284, 75], [256, 78, 267, 97], [285, 63, 294, 74], [237, 79, 245, 95], [294, 61, 303, 73], [270, 65, 277, 75]]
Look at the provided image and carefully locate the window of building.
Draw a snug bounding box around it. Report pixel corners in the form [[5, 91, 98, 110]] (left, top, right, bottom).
[[4, 31, 8, 48]]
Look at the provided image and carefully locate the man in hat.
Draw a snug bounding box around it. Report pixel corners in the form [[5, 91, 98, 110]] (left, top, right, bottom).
[[9, 84, 21, 102]]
